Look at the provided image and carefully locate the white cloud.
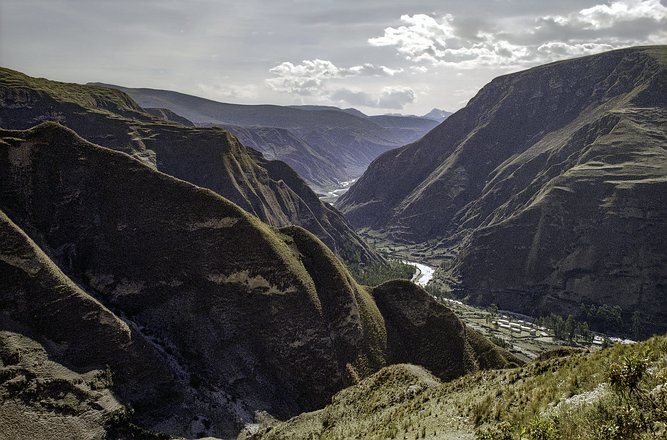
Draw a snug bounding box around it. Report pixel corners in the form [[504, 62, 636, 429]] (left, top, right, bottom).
[[196, 83, 259, 101], [266, 59, 404, 95], [346, 63, 403, 76], [265, 59, 415, 109], [369, 0, 667, 69], [535, 41, 616, 58], [266, 59, 341, 95], [368, 14, 537, 68], [331, 86, 416, 109], [369, 14, 458, 64], [410, 66, 429, 74], [575, 0, 667, 29]]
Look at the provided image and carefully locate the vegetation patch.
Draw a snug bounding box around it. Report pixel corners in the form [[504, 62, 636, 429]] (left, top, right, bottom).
[[349, 260, 416, 287]]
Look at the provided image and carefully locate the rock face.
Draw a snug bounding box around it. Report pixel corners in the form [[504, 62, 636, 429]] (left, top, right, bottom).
[[0, 67, 379, 265], [0, 123, 516, 438], [337, 46, 667, 336], [93, 84, 439, 189]]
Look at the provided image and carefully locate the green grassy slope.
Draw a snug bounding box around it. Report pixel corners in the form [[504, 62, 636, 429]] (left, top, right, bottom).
[[252, 336, 667, 440]]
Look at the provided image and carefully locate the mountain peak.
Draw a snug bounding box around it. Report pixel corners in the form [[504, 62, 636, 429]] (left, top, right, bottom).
[[422, 108, 452, 122]]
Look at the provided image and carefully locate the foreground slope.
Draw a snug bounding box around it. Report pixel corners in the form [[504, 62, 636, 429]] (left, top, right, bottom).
[[0, 67, 379, 265], [338, 46, 667, 335], [252, 336, 667, 440], [0, 123, 515, 438]]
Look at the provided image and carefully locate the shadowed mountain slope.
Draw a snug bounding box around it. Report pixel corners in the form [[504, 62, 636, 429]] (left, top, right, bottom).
[[219, 124, 344, 188], [0, 67, 379, 265], [337, 46, 667, 336], [0, 123, 516, 438], [144, 107, 195, 126], [94, 84, 439, 187]]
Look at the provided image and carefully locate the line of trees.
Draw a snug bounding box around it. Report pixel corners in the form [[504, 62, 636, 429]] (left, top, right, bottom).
[[537, 314, 594, 344], [538, 305, 644, 342]]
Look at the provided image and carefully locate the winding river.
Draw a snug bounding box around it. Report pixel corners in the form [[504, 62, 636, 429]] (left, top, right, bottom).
[[403, 261, 435, 287]]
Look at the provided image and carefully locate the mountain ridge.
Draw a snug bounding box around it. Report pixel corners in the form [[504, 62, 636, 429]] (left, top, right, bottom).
[[92, 82, 440, 188], [0, 66, 380, 265]]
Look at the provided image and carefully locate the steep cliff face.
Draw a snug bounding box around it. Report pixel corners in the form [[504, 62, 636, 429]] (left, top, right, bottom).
[[0, 67, 380, 265], [0, 123, 515, 438], [337, 46, 667, 335], [219, 124, 344, 188]]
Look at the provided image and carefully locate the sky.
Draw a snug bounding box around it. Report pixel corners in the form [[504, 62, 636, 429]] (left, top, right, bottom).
[[1, 0, 666, 115]]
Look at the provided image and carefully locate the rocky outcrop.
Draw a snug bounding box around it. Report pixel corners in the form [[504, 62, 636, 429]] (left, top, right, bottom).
[[337, 46, 667, 336]]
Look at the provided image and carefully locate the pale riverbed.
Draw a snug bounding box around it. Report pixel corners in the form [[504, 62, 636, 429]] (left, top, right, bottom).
[[403, 261, 435, 287]]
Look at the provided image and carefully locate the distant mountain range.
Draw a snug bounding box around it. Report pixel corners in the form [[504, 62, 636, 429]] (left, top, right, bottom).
[[338, 45, 667, 337], [91, 84, 445, 190], [422, 108, 453, 121]]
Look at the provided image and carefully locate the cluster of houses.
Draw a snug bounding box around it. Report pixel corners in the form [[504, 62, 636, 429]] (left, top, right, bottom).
[[436, 294, 631, 348], [493, 318, 549, 337]]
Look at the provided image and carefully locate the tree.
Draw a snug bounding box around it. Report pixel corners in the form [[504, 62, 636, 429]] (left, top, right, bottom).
[[632, 311, 642, 340], [577, 321, 593, 344], [565, 315, 576, 342]]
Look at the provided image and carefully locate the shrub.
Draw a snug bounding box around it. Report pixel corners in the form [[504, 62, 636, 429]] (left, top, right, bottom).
[[608, 352, 648, 400], [524, 418, 558, 440], [476, 421, 513, 440]]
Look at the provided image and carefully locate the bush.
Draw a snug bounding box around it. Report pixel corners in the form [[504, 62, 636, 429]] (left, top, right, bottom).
[[476, 421, 513, 440], [608, 352, 648, 400], [524, 418, 558, 440]]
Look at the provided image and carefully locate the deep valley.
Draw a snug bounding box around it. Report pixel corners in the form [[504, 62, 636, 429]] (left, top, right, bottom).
[[0, 15, 666, 439]]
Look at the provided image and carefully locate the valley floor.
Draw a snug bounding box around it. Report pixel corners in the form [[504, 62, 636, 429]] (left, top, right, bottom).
[[317, 179, 358, 204], [363, 234, 623, 362]]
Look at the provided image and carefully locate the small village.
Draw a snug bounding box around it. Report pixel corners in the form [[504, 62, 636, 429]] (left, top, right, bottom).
[[438, 296, 634, 362]]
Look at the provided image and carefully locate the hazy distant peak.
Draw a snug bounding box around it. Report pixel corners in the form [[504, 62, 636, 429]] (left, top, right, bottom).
[[422, 108, 452, 122]]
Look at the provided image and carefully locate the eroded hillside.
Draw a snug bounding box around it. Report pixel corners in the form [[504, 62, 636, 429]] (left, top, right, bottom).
[[0, 123, 515, 438]]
